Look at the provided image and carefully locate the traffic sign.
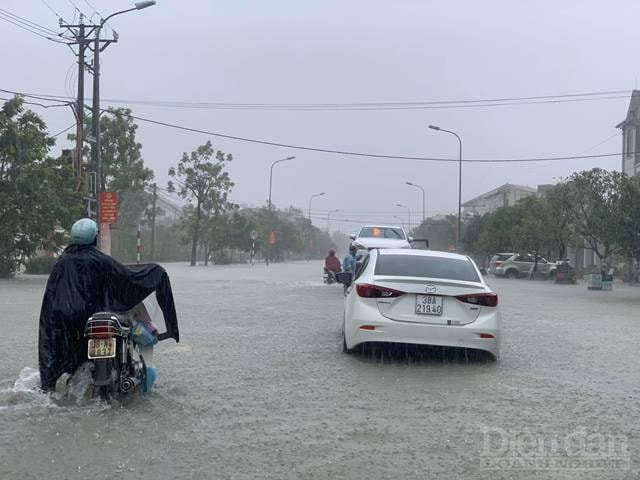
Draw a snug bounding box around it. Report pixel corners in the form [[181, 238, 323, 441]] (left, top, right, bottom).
[[99, 191, 119, 225], [250, 230, 258, 240]]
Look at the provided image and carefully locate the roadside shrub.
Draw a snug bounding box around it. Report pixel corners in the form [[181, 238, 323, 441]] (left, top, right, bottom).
[[25, 256, 58, 274]]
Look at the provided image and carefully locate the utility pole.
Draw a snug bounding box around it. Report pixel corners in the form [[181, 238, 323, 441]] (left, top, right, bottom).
[[92, 31, 117, 226], [74, 20, 85, 189], [60, 15, 97, 195], [150, 183, 157, 261]]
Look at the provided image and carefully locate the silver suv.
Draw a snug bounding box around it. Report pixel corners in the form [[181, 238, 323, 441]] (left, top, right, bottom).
[[489, 253, 555, 278]]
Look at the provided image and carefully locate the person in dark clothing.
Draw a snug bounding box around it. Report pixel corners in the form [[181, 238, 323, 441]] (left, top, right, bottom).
[[38, 218, 179, 391]]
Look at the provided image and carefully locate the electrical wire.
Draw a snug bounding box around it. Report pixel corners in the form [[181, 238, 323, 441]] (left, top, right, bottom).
[[573, 132, 620, 156], [0, 96, 73, 109], [0, 87, 630, 164], [0, 8, 60, 36], [39, 0, 64, 20], [0, 88, 633, 111], [51, 123, 76, 138], [0, 13, 70, 44], [128, 113, 626, 164]]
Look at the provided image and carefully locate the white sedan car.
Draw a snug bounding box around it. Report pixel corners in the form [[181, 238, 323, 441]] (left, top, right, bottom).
[[342, 248, 501, 359], [349, 225, 412, 253]]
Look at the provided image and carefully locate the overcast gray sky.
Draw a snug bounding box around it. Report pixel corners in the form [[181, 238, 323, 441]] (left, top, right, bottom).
[[2, 0, 638, 232]]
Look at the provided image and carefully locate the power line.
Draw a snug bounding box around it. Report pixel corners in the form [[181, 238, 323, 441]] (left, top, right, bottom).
[[51, 123, 76, 138], [0, 8, 59, 36], [0, 87, 629, 164], [39, 0, 64, 20], [0, 96, 72, 109], [573, 132, 620, 156], [128, 113, 625, 164], [0, 88, 632, 111], [0, 13, 70, 44]]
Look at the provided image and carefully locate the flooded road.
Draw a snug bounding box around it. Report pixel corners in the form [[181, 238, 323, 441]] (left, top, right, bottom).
[[1, 262, 639, 479]]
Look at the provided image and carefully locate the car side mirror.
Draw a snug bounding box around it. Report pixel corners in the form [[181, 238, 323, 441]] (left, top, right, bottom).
[[349, 234, 356, 240], [408, 236, 414, 242]]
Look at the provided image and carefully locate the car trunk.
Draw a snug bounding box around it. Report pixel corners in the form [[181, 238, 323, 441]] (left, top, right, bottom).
[[373, 276, 487, 326]]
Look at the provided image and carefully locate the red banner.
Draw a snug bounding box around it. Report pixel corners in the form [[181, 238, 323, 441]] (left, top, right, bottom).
[[99, 191, 119, 225], [268, 230, 277, 245]]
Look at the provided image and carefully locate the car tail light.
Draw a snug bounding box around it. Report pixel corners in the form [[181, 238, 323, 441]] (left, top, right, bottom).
[[478, 333, 495, 339], [356, 283, 404, 298], [456, 292, 498, 307]]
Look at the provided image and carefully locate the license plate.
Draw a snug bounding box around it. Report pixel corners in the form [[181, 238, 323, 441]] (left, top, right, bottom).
[[415, 294, 443, 316], [87, 338, 116, 359]]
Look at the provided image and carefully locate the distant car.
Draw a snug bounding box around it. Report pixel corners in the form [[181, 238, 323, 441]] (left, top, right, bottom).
[[349, 225, 412, 256], [341, 248, 501, 360], [489, 253, 555, 278]]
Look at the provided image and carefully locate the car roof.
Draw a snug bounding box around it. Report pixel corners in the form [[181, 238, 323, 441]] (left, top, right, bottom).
[[360, 225, 404, 229], [376, 248, 471, 262]]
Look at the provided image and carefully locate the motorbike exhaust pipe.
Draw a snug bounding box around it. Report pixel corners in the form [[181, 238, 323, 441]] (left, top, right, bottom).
[[120, 377, 138, 393]]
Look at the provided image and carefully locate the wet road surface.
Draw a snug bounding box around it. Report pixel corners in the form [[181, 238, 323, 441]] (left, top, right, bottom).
[[1, 262, 639, 479]]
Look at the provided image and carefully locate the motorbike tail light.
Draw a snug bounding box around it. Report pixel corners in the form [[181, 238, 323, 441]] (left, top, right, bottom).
[[456, 292, 498, 307], [86, 322, 118, 339], [356, 283, 404, 298]]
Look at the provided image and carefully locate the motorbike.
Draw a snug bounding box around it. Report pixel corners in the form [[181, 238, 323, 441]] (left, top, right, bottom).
[[84, 310, 169, 400], [323, 269, 339, 284]]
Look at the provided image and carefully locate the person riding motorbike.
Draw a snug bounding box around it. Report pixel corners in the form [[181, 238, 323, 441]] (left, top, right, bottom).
[[38, 218, 180, 391], [342, 244, 358, 285], [324, 248, 341, 283]]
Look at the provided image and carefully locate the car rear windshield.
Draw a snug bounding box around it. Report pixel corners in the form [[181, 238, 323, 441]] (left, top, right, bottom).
[[359, 227, 405, 239], [375, 254, 480, 283], [492, 254, 512, 261]]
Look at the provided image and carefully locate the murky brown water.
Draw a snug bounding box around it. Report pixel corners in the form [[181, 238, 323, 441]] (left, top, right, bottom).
[[1, 263, 638, 479]]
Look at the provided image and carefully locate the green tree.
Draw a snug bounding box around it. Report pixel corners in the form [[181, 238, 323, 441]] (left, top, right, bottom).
[[509, 196, 552, 277], [613, 175, 640, 276], [0, 97, 80, 277], [477, 206, 519, 255], [565, 168, 625, 269], [543, 183, 574, 260], [168, 141, 233, 266], [73, 108, 154, 227]]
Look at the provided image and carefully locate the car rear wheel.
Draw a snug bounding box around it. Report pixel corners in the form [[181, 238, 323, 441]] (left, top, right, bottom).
[[505, 269, 518, 279]]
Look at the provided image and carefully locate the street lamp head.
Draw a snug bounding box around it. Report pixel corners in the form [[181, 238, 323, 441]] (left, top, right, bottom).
[[396, 203, 404, 208], [134, 1, 156, 9], [319, 192, 326, 196], [406, 181, 414, 186], [285, 156, 296, 160], [428, 125, 441, 131]]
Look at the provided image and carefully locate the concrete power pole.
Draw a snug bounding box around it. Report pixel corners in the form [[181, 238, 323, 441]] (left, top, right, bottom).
[[150, 183, 157, 261], [60, 15, 97, 205]]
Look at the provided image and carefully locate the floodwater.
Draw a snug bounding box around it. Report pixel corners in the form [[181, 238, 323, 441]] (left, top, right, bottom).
[[1, 262, 638, 479]]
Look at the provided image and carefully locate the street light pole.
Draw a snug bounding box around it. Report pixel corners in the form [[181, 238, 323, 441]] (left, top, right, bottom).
[[396, 203, 411, 233], [308, 192, 326, 220], [429, 125, 463, 250], [406, 181, 425, 230], [92, 1, 156, 234], [268, 156, 295, 211], [392, 215, 406, 231], [327, 209, 340, 233]]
